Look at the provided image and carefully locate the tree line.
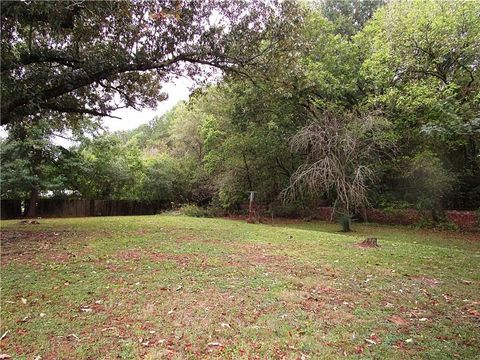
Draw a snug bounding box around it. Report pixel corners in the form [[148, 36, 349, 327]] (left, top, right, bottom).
[[1, 0, 479, 223]]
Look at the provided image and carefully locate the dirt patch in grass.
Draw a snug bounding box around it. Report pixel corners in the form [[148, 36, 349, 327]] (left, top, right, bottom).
[[150, 252, 207, 267], [1, 230, 70, 244], [225, 252, 289, 268], [222, 243, 292, 273], [42, 337, 77, 360], [411, 276, 441, 287], [175, 235, 198, 242], [0, 230, 78, 267], [46, 251, 76, 263], [115, 249, 208, 267], [462, 301, 480, 319], [116, 249, 145, 261], [135, 289, 276, 357]]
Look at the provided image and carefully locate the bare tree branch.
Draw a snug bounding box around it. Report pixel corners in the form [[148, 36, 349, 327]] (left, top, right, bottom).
[[283, 110, 395, 217]]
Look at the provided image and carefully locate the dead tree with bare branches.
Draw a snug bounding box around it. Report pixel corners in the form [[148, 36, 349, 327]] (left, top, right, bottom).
[[283, 110, 394, 231]]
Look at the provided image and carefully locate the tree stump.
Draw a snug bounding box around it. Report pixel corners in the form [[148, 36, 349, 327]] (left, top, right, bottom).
[[358, 237, 379, 248]]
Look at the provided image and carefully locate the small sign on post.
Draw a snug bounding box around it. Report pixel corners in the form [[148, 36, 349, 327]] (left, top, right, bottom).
[[247, 191, 256, 223]]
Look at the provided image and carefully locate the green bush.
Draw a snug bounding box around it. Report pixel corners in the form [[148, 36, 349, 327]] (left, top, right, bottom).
[[177, 204, 212, 218], [339, 214, 352, 232], [415, 217, 458, 231]]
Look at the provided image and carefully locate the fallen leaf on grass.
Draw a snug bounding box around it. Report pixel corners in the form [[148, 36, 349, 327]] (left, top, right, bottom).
[[101, 327, 117, 332], [207, 342, 223, 347], [442, 294, 452, 302], [167, 307, 176, 315], [354, 345, 364, 354], [18, 315, 30, 323], [466, 309, 480, 318], [389, 315, 408, 326], [139, 337, 151, 346], [21, 298, 27, 305], [462, 301, 480, 318], [466, 301, 480, 305], [365, 333, 381, 346], [67, 333, 80, 341], [0, 331, 9, 341]]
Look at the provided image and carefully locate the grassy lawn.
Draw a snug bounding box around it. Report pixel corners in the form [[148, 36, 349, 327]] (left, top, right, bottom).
[[1, 215, 479, 359]]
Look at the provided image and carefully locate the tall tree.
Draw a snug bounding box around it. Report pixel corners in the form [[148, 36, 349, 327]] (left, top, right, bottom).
[[1, 0, 302, 127], [0, 120, 85, 217]]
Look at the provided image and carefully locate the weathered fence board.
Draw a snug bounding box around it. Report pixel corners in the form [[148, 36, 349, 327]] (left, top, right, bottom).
[[1, 199, 22, 219], [0, 199, 165, 219]]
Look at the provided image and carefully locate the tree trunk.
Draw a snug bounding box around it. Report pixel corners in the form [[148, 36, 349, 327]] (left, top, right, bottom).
[[431, 200, 446, 223], [26, 188, 39, 218]]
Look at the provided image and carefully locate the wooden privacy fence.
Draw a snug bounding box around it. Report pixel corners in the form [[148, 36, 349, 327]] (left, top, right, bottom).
[[0, 199, 166, 219], [1, 199, 22, 219]]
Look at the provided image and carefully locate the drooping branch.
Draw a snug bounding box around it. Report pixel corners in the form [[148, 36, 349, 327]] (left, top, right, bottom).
[[42, 104, 122, 119], [283, 111, 395, 215], [1, 54, 215, 125], [1, 50, 282, 125]]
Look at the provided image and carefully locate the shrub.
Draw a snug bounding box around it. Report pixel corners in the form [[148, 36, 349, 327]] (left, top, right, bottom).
[[177, 204, 212, 218], [415, 217, 458, 231], [339, 214, 352, 232], [407, 151, 455, 222]]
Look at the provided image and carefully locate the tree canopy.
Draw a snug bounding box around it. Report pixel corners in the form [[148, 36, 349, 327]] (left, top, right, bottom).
[[1, 0, 301, 127]]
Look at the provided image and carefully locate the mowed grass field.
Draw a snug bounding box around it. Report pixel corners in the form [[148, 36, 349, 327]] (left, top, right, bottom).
[[1, 215, 479, 359]]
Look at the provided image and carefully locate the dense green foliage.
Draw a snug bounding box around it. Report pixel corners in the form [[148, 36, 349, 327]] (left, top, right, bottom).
[[358, 0, 480, 211], [2, 0, 479, 219]]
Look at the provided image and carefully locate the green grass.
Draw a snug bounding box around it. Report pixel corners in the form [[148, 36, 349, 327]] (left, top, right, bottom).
[[1, 215, 479, 359]]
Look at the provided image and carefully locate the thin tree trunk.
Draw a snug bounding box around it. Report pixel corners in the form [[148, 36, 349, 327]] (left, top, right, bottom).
[[26, 188, 39, 218], [242, 152, 253, 190]]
